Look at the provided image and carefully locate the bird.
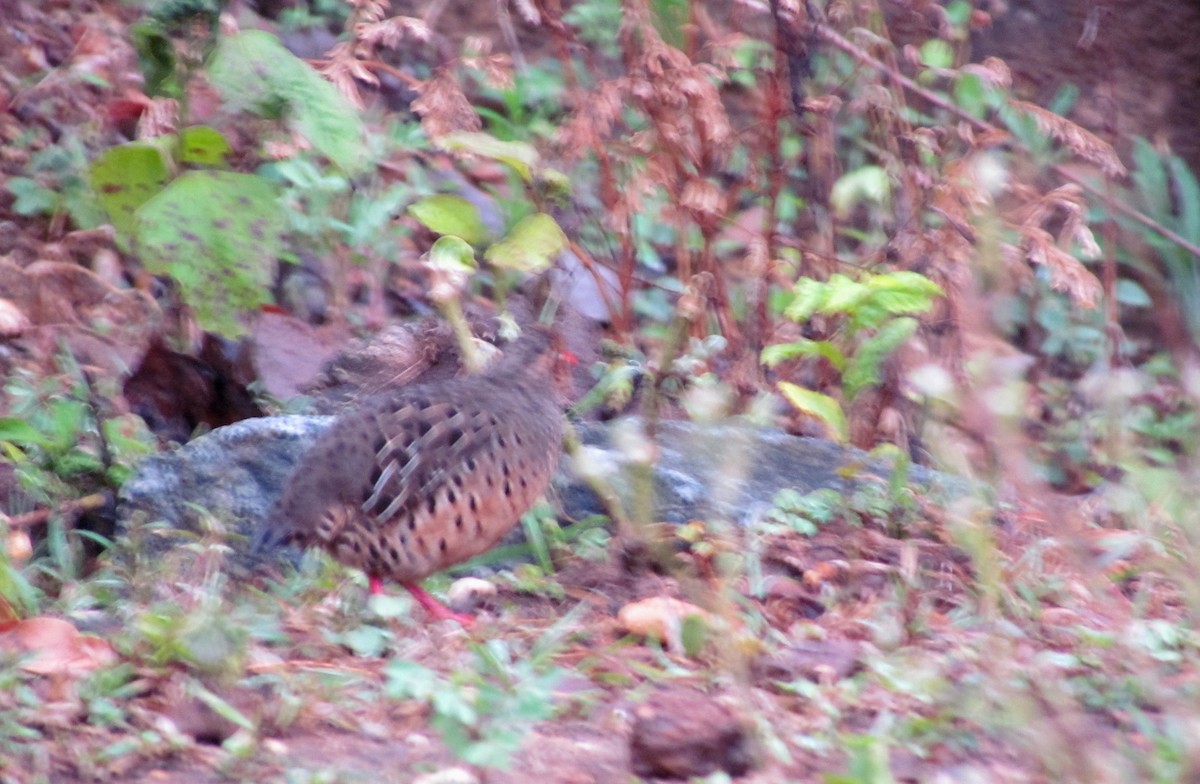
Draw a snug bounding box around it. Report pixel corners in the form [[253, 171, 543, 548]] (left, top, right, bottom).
[[253, 324, 574, 624]]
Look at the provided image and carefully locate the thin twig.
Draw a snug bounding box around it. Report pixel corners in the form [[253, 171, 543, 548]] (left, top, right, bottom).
[[4, 493, 110, 530]]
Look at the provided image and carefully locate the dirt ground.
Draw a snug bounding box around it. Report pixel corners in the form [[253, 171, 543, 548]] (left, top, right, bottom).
[[3, 1, 1199, 782]]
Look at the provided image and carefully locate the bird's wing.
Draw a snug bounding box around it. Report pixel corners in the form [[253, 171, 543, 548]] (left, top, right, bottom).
[[360, 390, 504, 529]]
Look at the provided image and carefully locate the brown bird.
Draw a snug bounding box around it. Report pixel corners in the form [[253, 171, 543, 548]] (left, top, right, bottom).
[[254, 325, 573, 624]]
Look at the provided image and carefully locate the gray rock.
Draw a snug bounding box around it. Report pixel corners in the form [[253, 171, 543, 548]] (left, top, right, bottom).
[[558, 418, 962, 527], [117, 415, 963, 558], [118, 415, 333, 555]]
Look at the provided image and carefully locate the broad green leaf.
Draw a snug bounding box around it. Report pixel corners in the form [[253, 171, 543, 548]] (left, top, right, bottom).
[[844, 317, 919, 400], [409, 195, 489, 245], [90, 142, 171, 238], [438, 132, 538, 182], [761, 339, 846, 371], [179, 126, 231, 166], [830, 165, 890, 217], [782, 277, 828, 322], [427, 235, 478, 274], [136, 171, 284, 337], [208, 30, 367, 175], [777, 382, 848, 442], [485, 213, 567, 273], [0, 418, 47, 447]]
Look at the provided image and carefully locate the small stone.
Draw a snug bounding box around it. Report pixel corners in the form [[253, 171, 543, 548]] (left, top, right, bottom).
[[411, 766, 479, 784], [447, 577, 498, 609], [617, 597, 709, 649], [629, 685, 754, 780]]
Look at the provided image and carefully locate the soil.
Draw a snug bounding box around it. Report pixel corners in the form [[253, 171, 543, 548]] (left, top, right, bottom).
[[2, 1, 1198, 782]]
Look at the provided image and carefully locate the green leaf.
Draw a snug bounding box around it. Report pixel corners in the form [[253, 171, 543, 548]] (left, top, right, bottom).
[[0, 555, 41, 620], [843, 317, 919, 400], [1168, 155, 1200, 242], [45, 398, 87, 453], [819, 273, 872, 314], [208, 30, 368, 175], [427, 235, 478, 274], [0, 418, 49, 447], [782, 277, 829, 322], [90, 143, 171, 238], [431, 688, 478, 726], [761, 339, 846, 371], [485, 213, 567, 273], [777, 382, 848, 442], [919, 39, 955, 69], [680, 613, 707, 658], [864, 270, 944, 315], [179, 126, 231, 166], [1131, 137, 1169, 219], [136, 171, 284, 337], [338, 625, 392, 658], [1115, 279, 1151, 307], [384, 659, 441, 700], [945, 0, 973, 26], [6, 177, 59, 216], [520, 510, 554, 574], [953, 72, 988, 117], [438, 132, 539, 182], [131, 22, 180, 98], [409, 195, 489, 245]]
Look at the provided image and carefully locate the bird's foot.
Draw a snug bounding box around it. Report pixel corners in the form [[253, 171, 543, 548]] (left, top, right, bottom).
[[403, 581, 475, 626]]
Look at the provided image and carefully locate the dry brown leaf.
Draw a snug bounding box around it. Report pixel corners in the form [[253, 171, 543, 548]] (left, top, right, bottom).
[[1011, 99, 1127, 178], [0, 297, 30, 337], [803, 560, 846, 587], [0, 617, 117, 676], [411, 69, 481, 140]]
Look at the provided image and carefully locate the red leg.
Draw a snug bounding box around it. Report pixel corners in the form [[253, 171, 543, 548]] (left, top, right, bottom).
[[403, 582, 475, 626], [368, 575, 386, 595]]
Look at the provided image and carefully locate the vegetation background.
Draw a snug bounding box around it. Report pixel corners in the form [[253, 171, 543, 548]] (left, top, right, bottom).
[[2, 0, 1200, 781]]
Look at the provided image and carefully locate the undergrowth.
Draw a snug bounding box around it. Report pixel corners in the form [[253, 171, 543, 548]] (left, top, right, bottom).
[[1, 0, 1200, 781]]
